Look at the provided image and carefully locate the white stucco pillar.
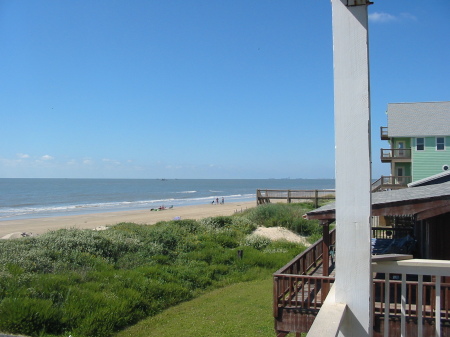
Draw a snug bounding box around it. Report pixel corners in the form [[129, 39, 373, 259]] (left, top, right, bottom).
[[331, 0, 372, 336]]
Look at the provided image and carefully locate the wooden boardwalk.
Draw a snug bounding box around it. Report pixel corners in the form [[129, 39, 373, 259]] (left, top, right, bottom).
[[256, 189, 335, 207]]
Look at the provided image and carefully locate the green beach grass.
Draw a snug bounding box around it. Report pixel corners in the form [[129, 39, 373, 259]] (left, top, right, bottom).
[[0, 203, 319, 337]]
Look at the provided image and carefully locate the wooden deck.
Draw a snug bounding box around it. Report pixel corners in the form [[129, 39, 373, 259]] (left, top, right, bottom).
[[274, 228, 450, 337]]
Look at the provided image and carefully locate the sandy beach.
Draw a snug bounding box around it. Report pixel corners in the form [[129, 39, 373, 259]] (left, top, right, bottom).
[[0, 201, 256, 239]]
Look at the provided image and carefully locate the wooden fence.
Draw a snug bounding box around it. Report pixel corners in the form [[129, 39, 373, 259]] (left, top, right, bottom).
[[257, 189, 335, 207]]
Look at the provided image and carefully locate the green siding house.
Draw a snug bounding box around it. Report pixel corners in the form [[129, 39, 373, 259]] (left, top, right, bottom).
[[380, 101, 450, 187]]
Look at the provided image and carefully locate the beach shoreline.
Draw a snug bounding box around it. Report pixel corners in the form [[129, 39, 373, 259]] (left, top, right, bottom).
[[0, 201, 256, 239]]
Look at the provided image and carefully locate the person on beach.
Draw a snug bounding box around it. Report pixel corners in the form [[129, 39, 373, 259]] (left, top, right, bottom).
[[221, 197, 224, 204], [216, 197, 219, 205], [211, 199, 215, 205]]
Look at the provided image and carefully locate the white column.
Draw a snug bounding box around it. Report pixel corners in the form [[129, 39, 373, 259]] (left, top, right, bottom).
[[331, 0, 372, 336]]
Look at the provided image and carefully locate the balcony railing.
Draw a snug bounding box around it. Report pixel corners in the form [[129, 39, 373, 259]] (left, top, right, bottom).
[[372, 259, 450, 337], [307, 259, 450, 337], [372, 226, 413, 240], [381, 126, 389, 140], [371, 175, 412, 192], [380, 148, 412, 162]]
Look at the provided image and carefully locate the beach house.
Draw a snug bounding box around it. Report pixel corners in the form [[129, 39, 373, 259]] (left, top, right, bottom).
[[374, 101, 450, 191], [273, 1, 450, 336]]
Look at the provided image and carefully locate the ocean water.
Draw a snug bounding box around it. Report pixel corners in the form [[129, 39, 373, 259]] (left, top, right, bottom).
[[0, 178, 335, 221]]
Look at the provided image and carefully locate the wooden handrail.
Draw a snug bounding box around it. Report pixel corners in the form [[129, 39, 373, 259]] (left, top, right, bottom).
[[257, 189, 335, 206], [371, 176, 412, 192], [380, 148, 412, 160], [274, 229, 336, 318], [274, 229, 336, 275]]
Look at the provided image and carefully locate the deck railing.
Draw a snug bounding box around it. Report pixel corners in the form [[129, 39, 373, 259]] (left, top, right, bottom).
[[274, 275, 335, 313], [372, 226, 413, 239], [273, 229, 336, 319], [257, 189, 335, 207], [372, 259, 450, 337], [274, 229, 336, 276], [304, 260, 450, 337], [371, 175, 412, 192], [380, 148, 412, 162]]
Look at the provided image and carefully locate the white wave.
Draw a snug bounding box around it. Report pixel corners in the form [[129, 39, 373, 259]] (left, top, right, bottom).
[[0, 193, 256, 221]]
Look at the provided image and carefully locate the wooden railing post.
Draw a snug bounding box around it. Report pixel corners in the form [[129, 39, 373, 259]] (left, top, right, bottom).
[[273, 276, 279, 317], [322, 221, 330, 276], [256, 189, 335, 205]]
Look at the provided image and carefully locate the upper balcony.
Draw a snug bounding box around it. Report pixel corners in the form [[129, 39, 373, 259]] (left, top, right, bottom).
[[380, 148, 411, 163], [380, 126, 389, 140]]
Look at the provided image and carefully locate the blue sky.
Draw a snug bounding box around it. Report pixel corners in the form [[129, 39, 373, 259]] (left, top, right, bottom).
[[1, 1, 449, 179]]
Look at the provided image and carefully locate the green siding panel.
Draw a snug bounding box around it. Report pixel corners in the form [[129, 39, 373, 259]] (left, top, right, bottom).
[[412, 136, 450, 181]]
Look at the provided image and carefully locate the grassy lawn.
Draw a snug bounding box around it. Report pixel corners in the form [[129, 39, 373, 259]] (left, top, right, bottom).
[[115, 277, 277, 337]]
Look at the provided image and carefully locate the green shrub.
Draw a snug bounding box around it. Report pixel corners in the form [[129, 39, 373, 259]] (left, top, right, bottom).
[[243, 235, 271, 250], [0, 297, 63, 336], [213, 232, 239, 248], [171, 219, 200, 234], [39, 229, 118, 260], [239, 203, 321, 237], [244, 204, 282, 226], [181, 245, 221, 264], [263, 239, 303, 254], [230, 216, 257, 234], [199, 216, 233, 230]]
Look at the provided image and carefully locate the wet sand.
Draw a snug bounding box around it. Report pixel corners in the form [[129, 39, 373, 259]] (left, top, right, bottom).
[[0, 201, 255, 238]]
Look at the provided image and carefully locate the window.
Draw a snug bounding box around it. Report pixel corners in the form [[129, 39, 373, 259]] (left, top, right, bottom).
[[437, 137, 445, 151], [416, 138, 424, 151]]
